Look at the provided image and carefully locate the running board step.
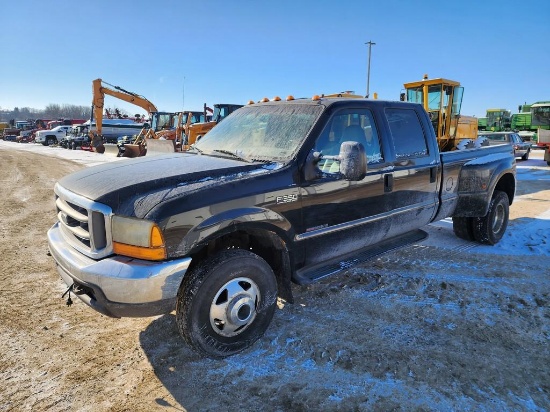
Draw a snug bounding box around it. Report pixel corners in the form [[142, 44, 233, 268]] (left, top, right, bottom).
[[293, 229, 428, 285]]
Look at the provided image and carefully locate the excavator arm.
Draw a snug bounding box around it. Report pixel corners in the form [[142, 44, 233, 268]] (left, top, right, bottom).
[[90, 78, 158, 152]]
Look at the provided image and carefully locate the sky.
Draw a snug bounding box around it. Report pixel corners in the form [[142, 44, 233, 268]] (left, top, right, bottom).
[[1, 0, 549, 119]]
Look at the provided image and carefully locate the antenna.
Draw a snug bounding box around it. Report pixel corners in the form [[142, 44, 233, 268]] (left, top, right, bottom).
[[365, 40, 376, 98]]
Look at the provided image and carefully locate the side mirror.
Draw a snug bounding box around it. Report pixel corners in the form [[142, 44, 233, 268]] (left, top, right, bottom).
[[339, 141, 367, 181], [303, 150, 322, 181]]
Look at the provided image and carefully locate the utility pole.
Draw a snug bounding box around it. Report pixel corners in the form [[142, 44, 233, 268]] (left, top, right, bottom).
[[365, 41, 376, 98]]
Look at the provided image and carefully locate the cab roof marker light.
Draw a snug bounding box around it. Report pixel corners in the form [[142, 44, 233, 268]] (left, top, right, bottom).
[[286, 95, 295, 101], [260, 97, 269, 103], [272, 96, 281, 101]]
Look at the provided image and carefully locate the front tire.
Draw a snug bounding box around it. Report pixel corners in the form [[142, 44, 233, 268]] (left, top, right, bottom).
[[176, 249, 278, 358], [521, 149, 530, 160], [472, 190, 509, 245]]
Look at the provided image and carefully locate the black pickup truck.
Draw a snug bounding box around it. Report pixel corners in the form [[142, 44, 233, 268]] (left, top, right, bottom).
[[48, 97, 516, 358]]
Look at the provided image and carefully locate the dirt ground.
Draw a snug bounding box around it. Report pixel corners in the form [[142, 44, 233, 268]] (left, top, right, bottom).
[[1, 142, 549, 412]]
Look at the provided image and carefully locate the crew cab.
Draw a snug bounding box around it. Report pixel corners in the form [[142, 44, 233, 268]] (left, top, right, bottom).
[[48, 97, 516, 358], [35, 125, 73, 146]]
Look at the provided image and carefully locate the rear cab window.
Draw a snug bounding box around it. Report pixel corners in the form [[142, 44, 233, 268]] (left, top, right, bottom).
[[385, 108, 429, 159]]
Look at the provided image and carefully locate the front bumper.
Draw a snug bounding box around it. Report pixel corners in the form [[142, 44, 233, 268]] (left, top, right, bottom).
[[47, 222, 192, 318]]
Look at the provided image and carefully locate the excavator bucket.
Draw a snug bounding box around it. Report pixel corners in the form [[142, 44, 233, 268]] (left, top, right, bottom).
[[122, 144, 145, 158], [102, 144, 120, 156], [145, 139, 176, 156]]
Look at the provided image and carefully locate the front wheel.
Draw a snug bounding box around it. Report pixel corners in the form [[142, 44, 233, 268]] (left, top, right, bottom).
[[521, 149, 530, 160], [176, 249, 278, 358], [472, 190, 509, 245]]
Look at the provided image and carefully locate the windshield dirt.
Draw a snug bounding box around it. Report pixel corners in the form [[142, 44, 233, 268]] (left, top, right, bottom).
[[194, 104, 323, 163]]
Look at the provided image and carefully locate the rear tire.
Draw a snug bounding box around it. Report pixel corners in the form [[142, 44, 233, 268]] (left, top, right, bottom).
[[452, 217, 475, 241], [472, 190, 509, 245], [176, 249, 277, 358]]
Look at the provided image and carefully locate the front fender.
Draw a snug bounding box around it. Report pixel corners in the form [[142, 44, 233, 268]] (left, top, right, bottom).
[[163, 206, 294, 257]]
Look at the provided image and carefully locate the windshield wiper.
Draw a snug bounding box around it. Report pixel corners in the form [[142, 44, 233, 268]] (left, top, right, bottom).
[[212, 149, 248, 162], [250, 158, 276, 164], [190, 145, 203, 154]]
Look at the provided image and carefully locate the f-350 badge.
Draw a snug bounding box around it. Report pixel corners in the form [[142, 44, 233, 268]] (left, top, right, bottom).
[[276, 194, 298, 204]]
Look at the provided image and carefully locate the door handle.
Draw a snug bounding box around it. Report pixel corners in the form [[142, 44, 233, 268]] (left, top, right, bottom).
[[384, 173, 393, 193]]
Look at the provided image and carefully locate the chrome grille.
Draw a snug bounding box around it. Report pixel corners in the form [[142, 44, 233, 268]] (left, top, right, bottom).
[[54, 183, 113, 259]]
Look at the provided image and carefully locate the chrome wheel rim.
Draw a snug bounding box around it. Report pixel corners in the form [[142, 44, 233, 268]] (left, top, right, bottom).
[[210, 277, 259, 337], [492, 203, 505, 233]]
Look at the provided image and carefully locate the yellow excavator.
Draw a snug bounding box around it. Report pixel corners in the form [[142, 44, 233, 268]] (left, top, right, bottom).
[[90, 78, 158, 154], [91, 79, 199, 156], [402, 75, 477, 151]]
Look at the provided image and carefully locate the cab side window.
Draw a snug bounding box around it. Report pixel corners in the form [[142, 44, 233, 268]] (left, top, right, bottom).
[[386, 108, 429, 159], [314, 109, 383, 173]]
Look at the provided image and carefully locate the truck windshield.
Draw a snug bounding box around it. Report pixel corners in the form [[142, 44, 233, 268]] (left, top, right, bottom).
[[194, 104, 323, 163]]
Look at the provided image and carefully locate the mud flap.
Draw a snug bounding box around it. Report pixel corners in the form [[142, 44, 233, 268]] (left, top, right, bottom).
[[294, 229, 428, 285]]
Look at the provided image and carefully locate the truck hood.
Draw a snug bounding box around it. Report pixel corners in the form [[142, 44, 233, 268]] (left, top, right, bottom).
[[58, 153, 276, 218]]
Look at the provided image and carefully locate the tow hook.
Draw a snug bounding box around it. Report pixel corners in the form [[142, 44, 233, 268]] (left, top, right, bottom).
[[61, 284, 74, 307]]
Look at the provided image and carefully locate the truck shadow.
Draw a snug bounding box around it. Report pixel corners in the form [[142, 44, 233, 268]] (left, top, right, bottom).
[[139, 314, 202, 410], [139, 313, 242, 411]]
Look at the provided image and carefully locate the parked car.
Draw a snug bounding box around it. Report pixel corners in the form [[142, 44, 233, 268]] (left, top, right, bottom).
[[479, 131, 531, 160], [3, 134, 18, 141], [35, 125, 73, 146]]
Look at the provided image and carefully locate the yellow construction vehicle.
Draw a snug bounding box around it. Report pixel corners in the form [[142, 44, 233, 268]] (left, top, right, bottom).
[[121, 110, 207, 157], [402, 74, 477, 151], [90, 78, 158, 153], [456, 115, 479, 140]]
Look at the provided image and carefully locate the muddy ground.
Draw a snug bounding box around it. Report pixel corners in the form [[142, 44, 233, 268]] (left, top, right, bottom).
[[1, 142, 549, 411]]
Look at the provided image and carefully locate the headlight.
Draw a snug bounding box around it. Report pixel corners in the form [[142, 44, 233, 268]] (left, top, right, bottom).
[[111, 216, 166, 260]]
